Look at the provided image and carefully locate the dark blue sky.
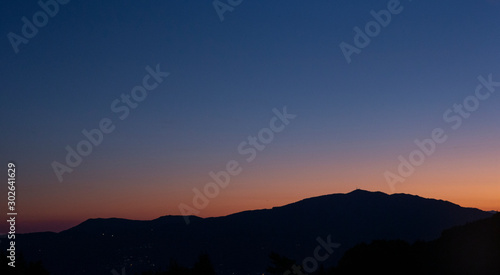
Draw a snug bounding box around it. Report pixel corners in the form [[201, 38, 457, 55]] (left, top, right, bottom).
[[1, 0, 499, 232]]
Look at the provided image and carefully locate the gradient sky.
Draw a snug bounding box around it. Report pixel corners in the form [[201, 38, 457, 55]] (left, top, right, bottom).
[[1, 0, 500, 233]]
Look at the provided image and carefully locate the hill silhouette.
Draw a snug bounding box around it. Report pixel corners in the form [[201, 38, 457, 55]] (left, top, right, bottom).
[[3, 190, 493, 274], [326, 212, 500, 274]]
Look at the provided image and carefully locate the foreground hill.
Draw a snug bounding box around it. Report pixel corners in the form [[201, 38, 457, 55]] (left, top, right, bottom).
[[330, 213, 500, 274], [5, 190, 493, 274]]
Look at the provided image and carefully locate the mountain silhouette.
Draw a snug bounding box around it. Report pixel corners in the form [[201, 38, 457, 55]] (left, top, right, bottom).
[[5, 190, 493, 274]]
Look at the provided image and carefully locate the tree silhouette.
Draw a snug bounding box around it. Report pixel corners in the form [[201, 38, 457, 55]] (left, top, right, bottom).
[[193, 253, 216, 275], [0, 252, 50, 275], [266, 252, 297, 274]]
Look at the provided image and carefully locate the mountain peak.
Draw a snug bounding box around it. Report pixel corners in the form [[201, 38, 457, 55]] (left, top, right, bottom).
[[346, 189, 388, 196]]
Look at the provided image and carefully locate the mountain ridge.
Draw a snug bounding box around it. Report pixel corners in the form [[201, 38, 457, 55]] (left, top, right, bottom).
[[57, 189, 485, 234], [8, 189, 493, 275]]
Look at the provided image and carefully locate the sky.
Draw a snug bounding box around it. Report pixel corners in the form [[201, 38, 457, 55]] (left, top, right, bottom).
[[1, 0, 499, 233]]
